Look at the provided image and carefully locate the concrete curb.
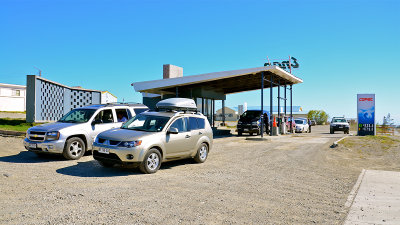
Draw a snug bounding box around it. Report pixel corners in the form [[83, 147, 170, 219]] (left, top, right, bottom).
[[344, 169, 366, 208], [0, 129, 26, 137], [331, 135, 350, 148]]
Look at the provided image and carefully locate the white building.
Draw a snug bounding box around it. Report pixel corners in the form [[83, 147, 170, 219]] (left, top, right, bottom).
[[0, 83, 26, 112], [101, 91, 117, 104]]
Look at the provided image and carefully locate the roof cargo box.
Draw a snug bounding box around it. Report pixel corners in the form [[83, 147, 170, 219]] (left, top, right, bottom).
[[156, 98, 197, 111]]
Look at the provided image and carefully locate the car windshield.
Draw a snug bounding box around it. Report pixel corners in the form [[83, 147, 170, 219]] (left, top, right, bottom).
[[333, 119, 347, 122], [241, 111, 261, 119], [58, 109, 97, 123], [121, 114, 170, 132], [295, 119, 306, 124]]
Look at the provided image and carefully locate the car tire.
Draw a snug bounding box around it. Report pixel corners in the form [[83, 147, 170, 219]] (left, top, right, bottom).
[[249, 132, 253, 136], [330, 128, 334, 134], [98, 160, 114, 168], [194, 143, 208, 163], [62, 137, 85, 160], [238, 131, 242, 136], [139, 148, 162, 174]]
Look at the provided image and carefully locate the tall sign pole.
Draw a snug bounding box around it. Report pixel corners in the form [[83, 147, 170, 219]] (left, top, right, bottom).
[[357, 94, 376, 136]]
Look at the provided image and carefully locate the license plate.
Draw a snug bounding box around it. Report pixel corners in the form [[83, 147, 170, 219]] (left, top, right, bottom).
[[244, 129, 248, 131], [339, 126, 343, 128], [98, 147, 110, 154], [29, 143, 37, 148]]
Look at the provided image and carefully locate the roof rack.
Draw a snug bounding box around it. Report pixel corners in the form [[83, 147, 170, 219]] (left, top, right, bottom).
[[104, 102, 147, 107]]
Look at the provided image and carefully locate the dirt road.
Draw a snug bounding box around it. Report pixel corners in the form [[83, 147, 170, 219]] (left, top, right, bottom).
[[0, 126, 397, 224]]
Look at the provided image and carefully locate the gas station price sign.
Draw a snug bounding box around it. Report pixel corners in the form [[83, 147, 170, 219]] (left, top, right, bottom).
[[357, 94, 375, 136]]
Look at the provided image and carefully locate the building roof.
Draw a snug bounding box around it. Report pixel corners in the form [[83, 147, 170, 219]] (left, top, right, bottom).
[[28, 76, 101, 92], [0, 83, 26, 89], [132, 66, 303, 95], [101, 91, 117, 99]]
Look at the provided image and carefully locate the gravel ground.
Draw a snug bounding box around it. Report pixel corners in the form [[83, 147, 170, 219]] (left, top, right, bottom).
[[0, 126, 398, 224]]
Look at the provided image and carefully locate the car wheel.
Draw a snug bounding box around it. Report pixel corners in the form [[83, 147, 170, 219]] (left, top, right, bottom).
[[238, 131, 242, 136], [98, 161, 114, 168], [139, 148, 162, 174], [249, 132, 253, 136], [62, 137, 85, 160], [330, 128, 334, 134], [194, 143, 208, 163]]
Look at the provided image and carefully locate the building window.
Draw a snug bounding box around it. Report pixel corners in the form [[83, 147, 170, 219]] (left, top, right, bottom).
[[12, 90, 21, 96]]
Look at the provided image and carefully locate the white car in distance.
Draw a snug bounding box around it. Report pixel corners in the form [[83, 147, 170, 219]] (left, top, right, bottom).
[[294, 118, 309, 133]]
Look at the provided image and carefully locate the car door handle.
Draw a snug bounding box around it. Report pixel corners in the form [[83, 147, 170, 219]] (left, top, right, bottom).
[[185, 135, 191, 138], [198, 132, 202, 135]]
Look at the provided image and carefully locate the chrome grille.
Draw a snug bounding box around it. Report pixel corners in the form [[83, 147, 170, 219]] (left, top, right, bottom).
[[28, 131, 46, 142]]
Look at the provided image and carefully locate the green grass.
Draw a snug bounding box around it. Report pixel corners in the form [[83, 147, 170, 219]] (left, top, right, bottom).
[[340, 135, 399, 150], [0, 111, 26, 114], [0, 118, 41, 132]]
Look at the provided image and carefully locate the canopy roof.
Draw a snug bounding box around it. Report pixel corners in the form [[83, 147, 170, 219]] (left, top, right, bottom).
[[132, 66, 303, 95]]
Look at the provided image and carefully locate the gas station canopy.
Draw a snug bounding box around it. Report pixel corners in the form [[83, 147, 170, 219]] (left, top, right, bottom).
[[132, 66, 303, 96]]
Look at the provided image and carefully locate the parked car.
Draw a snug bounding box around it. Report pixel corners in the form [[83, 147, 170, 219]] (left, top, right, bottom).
[[311, 120, 317, 126], [92, 98, 213, 174], [330, 117, 350, 134], [237, 110, 270, 136], [23, 103, 148, 160], [294, 118, 309, 133], [285, 116, 296, 132]]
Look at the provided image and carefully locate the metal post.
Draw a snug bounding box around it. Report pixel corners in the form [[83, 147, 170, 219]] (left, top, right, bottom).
[[212, 99, 215, 127], [202, 98, 204, 114], [290, 85, 293, 133], [222, 100, 225, 125], [284, 84, 287, 116], [278, 79, 280, 127], [270, 74, 273, 136], [261, 72, 264, 138]]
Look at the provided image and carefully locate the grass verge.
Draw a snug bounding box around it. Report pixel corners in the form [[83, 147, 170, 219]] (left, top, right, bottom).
[[0, 118, 40, 132]]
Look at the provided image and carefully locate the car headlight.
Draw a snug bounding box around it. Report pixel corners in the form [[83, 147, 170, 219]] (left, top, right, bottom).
[[46, 131, 60, 140], [118, 140, 142, 148]]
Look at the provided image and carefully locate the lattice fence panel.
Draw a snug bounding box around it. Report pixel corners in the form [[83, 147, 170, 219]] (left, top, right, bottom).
[[39, 80, 64, 121]]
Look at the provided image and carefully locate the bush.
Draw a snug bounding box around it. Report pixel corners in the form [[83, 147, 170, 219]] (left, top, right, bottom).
[[307, 110, 329, 125]]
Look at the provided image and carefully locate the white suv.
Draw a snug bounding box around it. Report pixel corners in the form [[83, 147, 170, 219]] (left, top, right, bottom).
[[330, 117, 350, 134], [23, 103, 148, 160]]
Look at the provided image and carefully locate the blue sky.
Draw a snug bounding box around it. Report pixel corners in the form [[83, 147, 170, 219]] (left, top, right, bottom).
[[1, 0, 399, 124]]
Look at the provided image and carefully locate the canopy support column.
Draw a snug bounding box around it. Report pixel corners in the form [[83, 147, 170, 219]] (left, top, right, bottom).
[[278, 80, 280, 127], [270, 74, 273, 136], [261, 72, 264, 138], [284, 84, 287, 116], [290, 85, 293, 133], [222, 100, 225, 125]]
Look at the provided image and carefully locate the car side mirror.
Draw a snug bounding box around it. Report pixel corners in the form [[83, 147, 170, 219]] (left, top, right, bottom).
[[168, 127, 179, 134]]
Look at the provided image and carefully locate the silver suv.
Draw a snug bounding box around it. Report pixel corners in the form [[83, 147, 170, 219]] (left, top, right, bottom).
[[92, 98, 213, 174], [23, 103, 148, 160]]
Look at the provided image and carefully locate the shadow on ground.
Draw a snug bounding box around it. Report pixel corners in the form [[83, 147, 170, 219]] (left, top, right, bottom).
[[0, 151, 67, 163], [56, 160, 140, 177], [56, 158, 197, 177]]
